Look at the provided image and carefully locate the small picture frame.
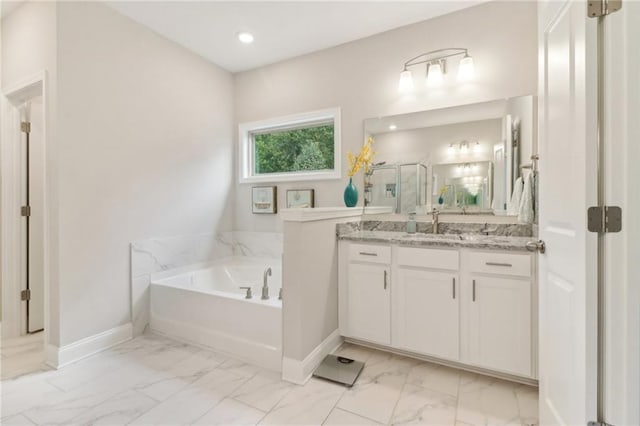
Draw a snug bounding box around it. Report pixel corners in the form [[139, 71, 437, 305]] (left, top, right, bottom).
[[286, 189, 315, 209], [252, 186, 277, 214]]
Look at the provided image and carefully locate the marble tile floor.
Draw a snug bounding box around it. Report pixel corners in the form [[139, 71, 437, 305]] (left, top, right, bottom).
[[0, 333, 538, 425], [1, 332, 50, 381]]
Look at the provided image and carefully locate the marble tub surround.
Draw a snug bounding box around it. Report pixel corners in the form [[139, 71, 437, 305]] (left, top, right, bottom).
[[338, 230, 534, 251], [131, 231, 283, 336], [1, 333, 538, 426], [337, 220, 533, 237]]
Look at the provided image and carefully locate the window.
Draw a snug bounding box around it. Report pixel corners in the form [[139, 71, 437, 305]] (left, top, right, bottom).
[[239, 108, 341, 183]]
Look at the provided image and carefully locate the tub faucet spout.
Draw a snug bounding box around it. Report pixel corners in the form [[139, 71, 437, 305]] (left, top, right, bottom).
[[262, 267, 272, 300]]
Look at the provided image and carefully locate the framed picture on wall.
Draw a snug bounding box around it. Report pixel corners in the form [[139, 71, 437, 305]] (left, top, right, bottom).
[[286, 189, 315, 209], [252, 186, 277, 214]]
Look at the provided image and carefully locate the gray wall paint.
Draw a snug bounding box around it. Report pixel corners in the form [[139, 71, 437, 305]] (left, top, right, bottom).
[[2, 1, 61, 344], [55, 2, 234, 345], [234, 1, 538, 233]]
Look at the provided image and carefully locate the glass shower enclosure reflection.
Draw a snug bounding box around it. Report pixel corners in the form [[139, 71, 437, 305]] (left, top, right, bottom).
[[364, 163, 428, 214]]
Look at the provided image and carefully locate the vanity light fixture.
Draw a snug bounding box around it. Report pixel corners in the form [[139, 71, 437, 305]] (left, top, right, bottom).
[[426, 62, 444, 86], [398, 48, 475, 92], [460, 141, 470, 153], [398, 68, 414, 92], [473, 141, 481, 152]]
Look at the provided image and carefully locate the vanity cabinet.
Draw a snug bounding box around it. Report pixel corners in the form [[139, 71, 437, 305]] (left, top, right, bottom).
[[393, 246, 460, 361], [394, 268, 460, 361], [343, 243, 391, 345], [346, 263, 391, 345], [465, 275, 531, 377], [338, 240, 537, 381]]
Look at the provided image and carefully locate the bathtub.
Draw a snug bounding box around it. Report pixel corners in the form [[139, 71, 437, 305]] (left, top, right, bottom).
[[149, 257, 282, 371]]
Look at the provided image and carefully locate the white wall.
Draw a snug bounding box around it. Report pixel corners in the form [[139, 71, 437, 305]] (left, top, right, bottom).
[[234, 1, 538, 232], [1, 1, 60, 343], [55, 2, 234, 345]]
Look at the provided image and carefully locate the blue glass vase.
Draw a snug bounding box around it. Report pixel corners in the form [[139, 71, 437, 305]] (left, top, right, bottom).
[[344, 177, 358, 207]]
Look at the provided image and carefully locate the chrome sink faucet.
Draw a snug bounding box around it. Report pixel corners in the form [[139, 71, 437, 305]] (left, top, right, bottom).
[[480, 223, 498, 236], [262, 267, 272, 300], [432, 208, 440, 234]]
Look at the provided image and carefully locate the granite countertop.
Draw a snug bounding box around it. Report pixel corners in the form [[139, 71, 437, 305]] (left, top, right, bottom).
[[338, 230, 535, 252]]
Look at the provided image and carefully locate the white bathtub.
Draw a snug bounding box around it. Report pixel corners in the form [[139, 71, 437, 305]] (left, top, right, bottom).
[[149, 257, 282, 371]]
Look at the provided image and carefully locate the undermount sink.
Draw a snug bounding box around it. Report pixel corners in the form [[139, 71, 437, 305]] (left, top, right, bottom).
[[400, 233, 504, 242]]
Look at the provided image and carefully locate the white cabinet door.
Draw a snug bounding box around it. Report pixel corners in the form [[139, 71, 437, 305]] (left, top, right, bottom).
[[346, 262, 390, 345], [466, 276, 531, 377], [394, 268, 459, 361]]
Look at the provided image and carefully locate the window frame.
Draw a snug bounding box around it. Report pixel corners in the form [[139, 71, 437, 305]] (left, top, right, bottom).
[[238, 107, 341, 183]]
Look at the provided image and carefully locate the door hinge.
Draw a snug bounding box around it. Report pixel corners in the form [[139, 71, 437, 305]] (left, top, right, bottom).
[[20, 121, 31, 133], [21, 289, 31, 301], [588, 0, 622, 18], [21, 205, 31, 217], [588, 206, 622, 233]]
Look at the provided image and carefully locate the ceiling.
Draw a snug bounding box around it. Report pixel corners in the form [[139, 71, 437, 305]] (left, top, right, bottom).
[[104, 1, 485, 73]]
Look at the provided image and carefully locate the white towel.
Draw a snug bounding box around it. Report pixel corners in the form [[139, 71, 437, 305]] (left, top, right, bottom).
[[508, 177, 524, 216], [518, 172, 534, 223]]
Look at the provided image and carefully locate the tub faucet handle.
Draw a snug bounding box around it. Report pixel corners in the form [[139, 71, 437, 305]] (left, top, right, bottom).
[[239, 286, 252, 299], [262, 267, 272, 300]]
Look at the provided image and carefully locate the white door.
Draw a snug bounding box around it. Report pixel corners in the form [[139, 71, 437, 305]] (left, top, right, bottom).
[[25, 97, 45, 333], [538, 1, 598, 424], [347, 262, 390, 345], [393, 268, 458, 360], [465, 276, 531, 377]]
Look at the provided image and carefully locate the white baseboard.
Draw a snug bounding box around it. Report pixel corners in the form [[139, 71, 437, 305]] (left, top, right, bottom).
[[150, 314, 282, 372], [46, 323, 133, 369], [282, 329, 343, 385]]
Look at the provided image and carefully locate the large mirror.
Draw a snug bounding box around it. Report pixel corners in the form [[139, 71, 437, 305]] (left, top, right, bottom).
[[363, 95, 536, 216]]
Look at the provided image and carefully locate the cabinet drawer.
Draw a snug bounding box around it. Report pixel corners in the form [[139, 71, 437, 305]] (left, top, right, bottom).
[[396, 247, 459, 271], [349, 243, 391, 264], [468, 251, 531, 277]]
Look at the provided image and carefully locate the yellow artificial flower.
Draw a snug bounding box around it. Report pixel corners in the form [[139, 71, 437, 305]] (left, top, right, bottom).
[[347, 137, 376, 177]]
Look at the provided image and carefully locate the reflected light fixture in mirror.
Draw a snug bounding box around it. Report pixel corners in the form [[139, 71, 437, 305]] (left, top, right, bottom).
[[399, 48, 474, 92]]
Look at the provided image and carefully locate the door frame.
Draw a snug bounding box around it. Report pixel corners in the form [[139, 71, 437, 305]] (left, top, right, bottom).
[[1, 71, 50, 344]]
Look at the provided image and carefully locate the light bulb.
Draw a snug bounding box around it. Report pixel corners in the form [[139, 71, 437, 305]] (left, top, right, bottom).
[[457, 55, 475, 82], [448, 144, 455, 155], [389, 124, 397, 131], [237, 32, 254, 44], [473, 141, 481, 152], [426, 63, 443, 86], [398, 69, 414, 93]]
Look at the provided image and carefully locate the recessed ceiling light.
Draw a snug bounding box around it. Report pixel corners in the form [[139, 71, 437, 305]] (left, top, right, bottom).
[[237, 32, 254, 44], [389, 124, 397, 131]]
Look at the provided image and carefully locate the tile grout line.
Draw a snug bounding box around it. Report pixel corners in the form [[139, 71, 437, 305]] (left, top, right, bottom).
[[318, 381, 348, 425], [386, 363, 413, 425], [188, 374, 253, 425]]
